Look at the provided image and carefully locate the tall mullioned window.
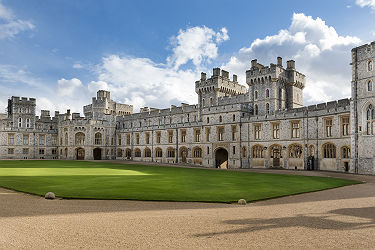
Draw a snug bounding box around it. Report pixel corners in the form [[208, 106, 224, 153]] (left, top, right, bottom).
[[135, 133, 140, 144], [254, 124, 261, 140], [39, 135, 45, 146], [94, 132, 102, 145], [181, 130, 186, 143], [156, 132, 161, 143], [341, 116, 350, 136], [342, 146, 350, 159], [366, 104, 375, 135], [291, 121, 300, 138], [168, 131, 173, 143], [272, 123, 280, 139], [252, 145, 264, 158], [325, 119, 333, 137], [145, 133, 150, 144], [8, 134, 14, 145], [18, 117, 22, 128], [205, 128, 210, 142], [26, 118, 30, 128], [218, 127, 224, 141], [194, 129, 201, 142], [323, 143, 336, 158], [23, 134, 29, 145]]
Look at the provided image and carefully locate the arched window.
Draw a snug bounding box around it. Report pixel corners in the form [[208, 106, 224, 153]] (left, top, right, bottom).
[[366, 104, 375, 135], [193, 147, 202, 158], [125, 148, 131, 158], [254, 91, 258, 100], [117, 149, 123, 157], [134, 148, 141, 157], [323, 143, 336, 158], [251, 145, 264, 158], [368, 60, 373, 71], [254, 104, 258, 115], [368, 80, 373, 91], [167, 147, 175, 158], [266, 103, 270, 114], [341, 146, 350, 159], [75, 132, 85, 145], [155, 148, 163, 158], [288, 144, 303, 158], [266, 89, 270, 98], [144, 148, 151, 157], [94, 132, 102, 145]]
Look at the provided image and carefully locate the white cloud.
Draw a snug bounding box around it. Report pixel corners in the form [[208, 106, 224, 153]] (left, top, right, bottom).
[[88, 80, 108, 93], [222, 13, 361, 105], [0, 1, 34, 39], [73, 63, 83, 69], [167, 26, 229, 70], [355, 0, 375, 10], [57, 78, 84, 96]]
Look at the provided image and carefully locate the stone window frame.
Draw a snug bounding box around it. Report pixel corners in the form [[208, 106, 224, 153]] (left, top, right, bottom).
[[8, 133, 15, 145], [217, 126, 225, 141], [254, 104, 259, 115], [265, 89, 270, 98], [145, 132, 150, 144], [251, 144, 264, 158], [242, 146, 247, 158], [324, 117, 334, 138], [266, 103, 270, 114], [205, 127, 210, 142], [290, 120, 301, 138], [39, 148, 45, 155], [134, 148, 141, 158], [135, 133, 140, 145], [366, 104, 375, 135], [193, 147, 202, 158], [144, 148, 152, 158], [156, 131, 162, 144], [271, 122, 281, 139], [322, 143, 336, 158], [288, 143, 303, 158], [254, 123, 262, 140], [340, 115, 350, 137], [231, 125, 237, 141], [180, 129, 186, 143], [341, 146, 350, 159], [168, 130, 174, 143], [194, 128, 201, 142], [167, 147, 175, 158], [23, 134, 29, 145], [368, 59, 373, 72], [8, 148, 14, 155]]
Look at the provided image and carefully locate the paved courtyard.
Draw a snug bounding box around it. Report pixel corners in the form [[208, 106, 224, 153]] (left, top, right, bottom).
[[1, 168, 374, 249]]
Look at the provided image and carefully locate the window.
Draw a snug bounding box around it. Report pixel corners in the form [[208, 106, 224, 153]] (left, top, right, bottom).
[[206, 128, 210, 142], [155, 148, 162, 158], [202, 99, 205, 107], [323, 143, 336, 158], [254, 124, 262, 140], [156, 132, 161, 143], [39, 149, 45, 155], [52, 136, 57, 146], [75, 132, 85, 145], [255, 91, 258, 100], [181, 130, 186, 143], [252, 145, 264, 158], [231, 126, 236, 141], [341, 117, 350, 136], [254, 104, 258, 115], [193, 147, 202, 158], [117, 149, 123, 157], [125, 149, 131, 158], [94, 132, 102, 145], [266, 89, 270, 98], [342, 146, 350, 159], [18, 117, 22, 128], [144, 148, 151, 157], [325, 119, 333, 137], [219, 116, 222, 122], [168, 131, 173, 143], [167, 148, 175, 158], [23, 148, 29, 155], [135, 133, 140, 144], [126, 134, 131, 145], [26, 118, 30, 128], [39, 135, 45, 145], [288, 144, 303, 158], [210, 97, 213, 106], [366, 104, 375, 135], [8, 134, 14, 145], [207, 117, 209, 124], [194, 129, 201, 142], [232, 146, 236, 155], [266, 103, 270, 114], [368, 60, 373, 71], [217, 127, 224, 141], [118, 134, 122, 145], [8, 148, 14, 154], [272, 123, 280, 139], [65, 132, 69, 145], [23, 134, 29, 145], [145, 133, 150, 144], [134, 148, 141, 157], [232, 114, 236, 121], [291, 121, 300, 138], [368, 80, 373, 91]]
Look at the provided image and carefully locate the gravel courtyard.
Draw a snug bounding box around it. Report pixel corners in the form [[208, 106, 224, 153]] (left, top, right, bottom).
[[1, 169, 374, 249]]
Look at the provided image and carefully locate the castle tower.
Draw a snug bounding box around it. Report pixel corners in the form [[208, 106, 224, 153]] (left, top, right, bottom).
[[7, 96, 36, 129], [351, 42, 375, 174], [246, 57, 305, 116], [195, 68, 246, 109]]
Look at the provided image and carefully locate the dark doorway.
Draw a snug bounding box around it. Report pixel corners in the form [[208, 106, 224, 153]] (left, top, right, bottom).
[[307, 156, 315, 170], [344, 162, 349, 172], [272, 148, 281, 167], [76, 148, 85, 160], [215, 148, 228, 169], [93, 148, 102, 160]]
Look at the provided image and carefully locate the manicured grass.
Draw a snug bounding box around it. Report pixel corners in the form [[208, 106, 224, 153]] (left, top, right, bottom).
[[0, 160, 360, 203]]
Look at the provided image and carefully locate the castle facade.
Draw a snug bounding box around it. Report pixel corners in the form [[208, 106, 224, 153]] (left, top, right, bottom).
[[1, 42, 374, 174]]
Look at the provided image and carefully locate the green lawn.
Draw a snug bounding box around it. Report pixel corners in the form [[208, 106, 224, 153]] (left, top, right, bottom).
[[0, 160, 360, 203]]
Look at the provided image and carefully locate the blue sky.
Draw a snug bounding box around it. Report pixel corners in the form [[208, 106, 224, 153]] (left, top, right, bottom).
[[1, 0, 375, 114]]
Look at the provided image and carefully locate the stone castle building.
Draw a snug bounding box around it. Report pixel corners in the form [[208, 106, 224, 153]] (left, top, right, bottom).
[[0, 42, 374, 174]]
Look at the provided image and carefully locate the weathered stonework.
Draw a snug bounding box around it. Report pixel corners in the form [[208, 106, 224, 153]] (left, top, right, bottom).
[[0, 43, 374, 174]]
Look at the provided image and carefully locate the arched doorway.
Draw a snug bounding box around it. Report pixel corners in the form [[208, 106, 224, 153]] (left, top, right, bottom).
[[76, 148, 85, 160], [179, 147, 188, 163], [215, 148, 228, 169], [269, 144, 282, 167], [93, 148, 102, 160]]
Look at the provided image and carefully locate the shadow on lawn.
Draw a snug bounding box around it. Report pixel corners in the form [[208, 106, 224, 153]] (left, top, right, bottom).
[[194, 206, 375, 237]]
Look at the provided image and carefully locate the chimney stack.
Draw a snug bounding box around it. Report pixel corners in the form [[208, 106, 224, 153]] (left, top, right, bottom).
[[213, 68, 220, 76], [277, 57, 282, 66]]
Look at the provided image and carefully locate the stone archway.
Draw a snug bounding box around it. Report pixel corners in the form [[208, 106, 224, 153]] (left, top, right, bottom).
[[93, 148, 102, 160], [215, 148, 228, 169], [76, 148, 85, 160]]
